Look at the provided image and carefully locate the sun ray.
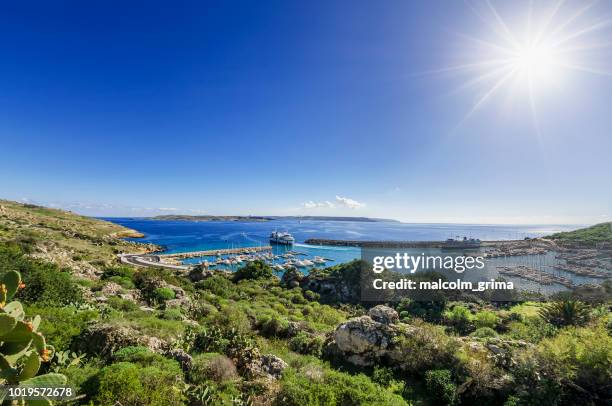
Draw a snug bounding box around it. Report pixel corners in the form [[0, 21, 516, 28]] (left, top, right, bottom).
[[445, 0, 611, 132]]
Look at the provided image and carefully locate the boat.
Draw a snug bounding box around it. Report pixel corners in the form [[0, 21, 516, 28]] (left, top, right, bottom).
[[312, 256, 326, 264], [443, 236, 481, 249], [270, 231, 295, 245]]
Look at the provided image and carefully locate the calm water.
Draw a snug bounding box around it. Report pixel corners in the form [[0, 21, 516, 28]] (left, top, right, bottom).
[[103, 218, 594, 294]]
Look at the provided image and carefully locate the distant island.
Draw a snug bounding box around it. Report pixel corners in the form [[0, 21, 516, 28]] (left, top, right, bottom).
[[150, 215, 398, 223]]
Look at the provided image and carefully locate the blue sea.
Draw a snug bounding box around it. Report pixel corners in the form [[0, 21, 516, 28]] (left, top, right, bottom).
[[102, 218, 596, 294]]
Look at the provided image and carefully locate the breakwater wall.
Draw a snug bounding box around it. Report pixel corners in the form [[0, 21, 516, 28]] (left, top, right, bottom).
[[158, 245, 273, 259], [304, 239, 451, 248]]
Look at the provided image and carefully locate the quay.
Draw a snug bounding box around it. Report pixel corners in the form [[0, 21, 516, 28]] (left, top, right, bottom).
[[157, 245, 273, 259]]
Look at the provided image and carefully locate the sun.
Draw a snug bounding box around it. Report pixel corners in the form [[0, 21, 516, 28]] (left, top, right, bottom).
[[512, 42, 561, 80], [440, 1, 611, 126]]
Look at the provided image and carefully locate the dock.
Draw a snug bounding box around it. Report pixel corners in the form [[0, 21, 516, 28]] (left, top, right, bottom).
[[157, 245, 273, 259]]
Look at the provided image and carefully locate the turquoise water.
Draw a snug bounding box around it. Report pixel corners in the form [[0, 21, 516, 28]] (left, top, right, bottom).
[[101, 218, 601, 294]]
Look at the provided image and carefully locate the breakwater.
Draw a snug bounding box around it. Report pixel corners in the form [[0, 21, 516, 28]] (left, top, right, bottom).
[[304, 239, 453, 248], [158, 245, 273, 259]]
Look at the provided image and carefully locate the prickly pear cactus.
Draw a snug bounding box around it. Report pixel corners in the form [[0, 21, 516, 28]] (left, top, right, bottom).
[[0, 270, 67, 404]]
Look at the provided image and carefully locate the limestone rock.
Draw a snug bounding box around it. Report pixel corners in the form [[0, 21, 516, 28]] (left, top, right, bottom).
[[368, 305, 399, 325], [74, 324, 167, 359]]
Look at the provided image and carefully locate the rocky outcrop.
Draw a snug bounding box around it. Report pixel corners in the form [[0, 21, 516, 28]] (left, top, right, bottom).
[[243, 353, 287, 380], [331, 306, 401, 366], [74, 324, 167, 359], [188, 267, 215, 282], [368, 305, 399, 324], [280, 267, 303, 288]]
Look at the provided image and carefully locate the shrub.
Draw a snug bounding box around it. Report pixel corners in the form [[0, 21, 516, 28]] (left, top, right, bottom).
[[190, 353, 238, 383], [89, 361, 183, 406], [153, 287, 176, 302], [16, 263, 83, 305], [470, 327, 498, 338], [303, 290, 319, 301], [396, 298, 446, 323], [425, 369, 456, 405], [394, 321, 460, 373], [106, 275, 135, 289], [107, 296, 139, 312], [535, 326, 612, 399], [26, 305, 99, 351], [233, 260, 273, 282], [474, 311, 499, 329], [102, 266, 135, 280], [113, 346, 152, 362], [539, 300, 590, 327], [258, 315, 290, 337], [371, 366, 395, 387], [195, 275, 234, 298], [443, 305, 474, 334], [161, 307, 184, 321], [277, 368, 406, 405], [288, 332, 324, 357]]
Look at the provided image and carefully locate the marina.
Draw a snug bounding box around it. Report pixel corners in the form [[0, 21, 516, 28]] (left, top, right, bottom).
[[110, 218, 610, 293]]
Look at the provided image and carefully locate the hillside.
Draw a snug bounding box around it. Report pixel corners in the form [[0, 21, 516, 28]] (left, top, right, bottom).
[[0, 201, 609, 405], [549, 222, 612, 245], [0, 199, 155, 278]]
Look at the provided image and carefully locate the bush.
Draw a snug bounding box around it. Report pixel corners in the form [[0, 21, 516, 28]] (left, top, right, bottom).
[[233, 260, 273, 282], [394, 321, 460, 373], [443, 305, 474, 334], [26, 305, 99, 351], [425, 369, 456, 405], [470, 327, 498, 338], [258, 315, 290, 337], [153, 287, 176, 302], [288, 332, 324, 357], [195, 275, 234, 298], [16, 263, 83, 305], [107, 297, 139, 312], [161, 307, 184, 321], [535, 326, 612, 399], [396, 298, 446, 323], [102, 266, 135, 280], [189, 353, 238, 383], [474, 311, 499, 329], [371, 366, 395, 387], [106, 275, 135, 289], [278, 368, 407, 405], [88, 361, 183, 406]]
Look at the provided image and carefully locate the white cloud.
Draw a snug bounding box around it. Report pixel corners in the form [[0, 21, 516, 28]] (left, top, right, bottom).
[[302, 200, 335, 209], [301, 196, 365, 210], [335, 195, 365, 209], [158, 207, 178, 211]]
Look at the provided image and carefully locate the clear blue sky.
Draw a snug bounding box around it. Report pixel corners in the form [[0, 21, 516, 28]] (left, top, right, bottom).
[[1, 1, 610, 224]]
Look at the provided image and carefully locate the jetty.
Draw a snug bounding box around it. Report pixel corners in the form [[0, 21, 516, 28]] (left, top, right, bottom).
[[497, 265, 574, 288], [158, 245, 273, 259]]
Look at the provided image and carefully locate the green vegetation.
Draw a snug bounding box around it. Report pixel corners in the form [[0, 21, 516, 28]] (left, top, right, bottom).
[[549, 221, 612, 245], [0, 269, 68, 396], [0, 201, 610, 405]]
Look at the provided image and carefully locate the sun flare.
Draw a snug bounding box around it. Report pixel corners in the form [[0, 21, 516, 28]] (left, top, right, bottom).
[[442, 1, 612, 126]]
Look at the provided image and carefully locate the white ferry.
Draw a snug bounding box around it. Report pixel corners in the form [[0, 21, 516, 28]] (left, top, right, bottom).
[[443, 236, 481, 249], [269, 231, 295, 245]]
